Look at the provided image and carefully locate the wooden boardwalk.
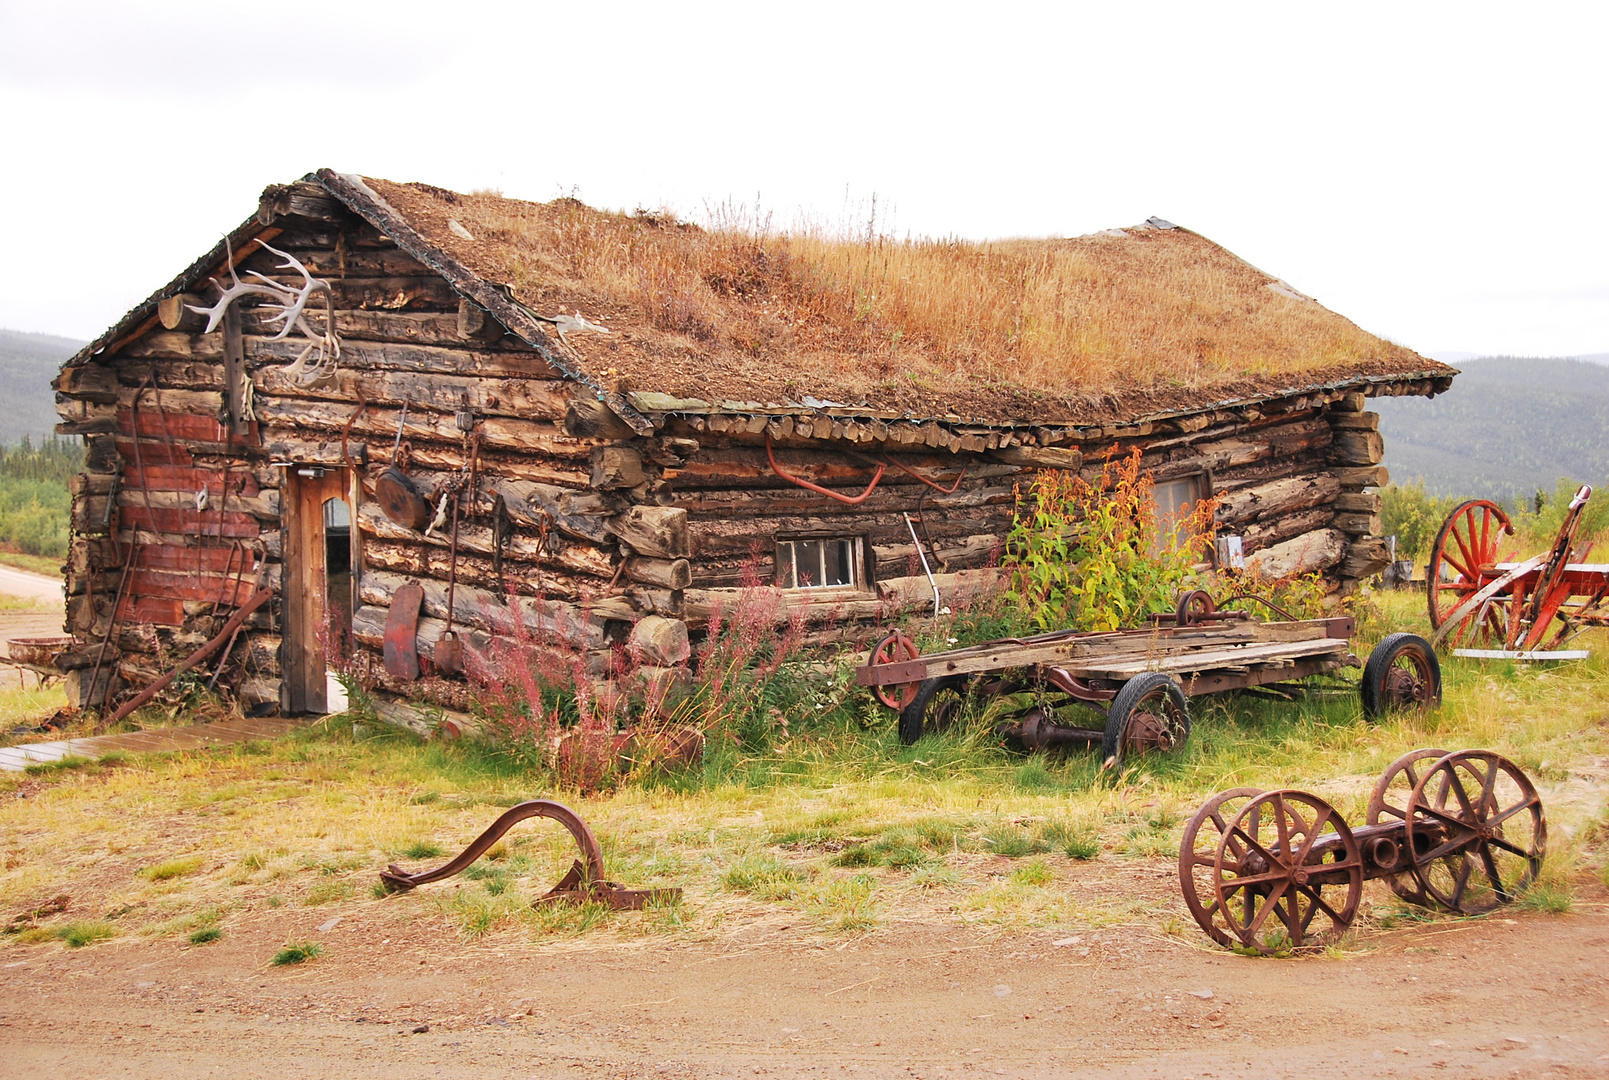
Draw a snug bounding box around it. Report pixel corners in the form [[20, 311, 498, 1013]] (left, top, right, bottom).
[[0, 715, 305, 772]]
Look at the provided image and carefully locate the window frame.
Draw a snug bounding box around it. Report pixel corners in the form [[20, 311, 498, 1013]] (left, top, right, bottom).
[[1151, 470, 1215, 564], [774, 534, 869, 593]]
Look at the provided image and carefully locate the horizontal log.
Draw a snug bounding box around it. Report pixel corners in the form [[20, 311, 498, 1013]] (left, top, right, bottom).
[[1243, 528, 1347, 579], [115, 594, 185, 627], [403, 443, 590, 488], [355, 501, 613, 579], [667, 447, 1016, 490], [484, 476, 619, 544], [115, 438, 193, 466], [253, 366, 570, 421], [591, 446, 645, 489], [624, 556, 692, 590], [357, 569, 604, 648], [157, 294, 208, 332], [250, 334, 559, 379], [565, 396, 639, 440], [1243, 507, 1335, 550], [259, 434, 368, 467], [117, 487, 278, 518], [609, 506, 689, 559], [129, 568, 261, 606], [53, 363, 119, 402], [243, 307, 494, 349], [1215, 473, 1340, 527], [689, 511, 1008, 559], [673, 480, 1016, 520], [1329, 411, 1379, 431], [1339, 534, 1391, 580], [1332, 511, 1382, 536], [360, 541, 592, 602], [237, 243, 425, 279], [117, 384, 222, 416], [251, 398, 596, 457], [122, 465, 261, 498], [55, 398, 114, 425], [117, 408, 258, 448], [871, 532, 1002, 575], [346, 648, 475, 712], [1334, 465, 1389, 488], [1331, 430, 1384, 466], [118, 505, 261, 539], [988, 446, 1082, 469], [1334, 491, 1382, 514]]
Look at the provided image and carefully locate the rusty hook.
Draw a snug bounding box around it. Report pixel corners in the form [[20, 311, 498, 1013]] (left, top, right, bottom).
[[765, 433, 885, 505]]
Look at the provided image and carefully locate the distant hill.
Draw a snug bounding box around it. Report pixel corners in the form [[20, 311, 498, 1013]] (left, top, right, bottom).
[[0, 329, 84, 445], [1375, 356, 1609, 503]]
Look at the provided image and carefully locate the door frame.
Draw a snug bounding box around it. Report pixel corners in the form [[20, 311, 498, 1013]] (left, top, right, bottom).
[[281, 466, 356, 714]]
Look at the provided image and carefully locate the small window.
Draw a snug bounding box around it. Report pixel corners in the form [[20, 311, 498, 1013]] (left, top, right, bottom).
[[777, 537, 863, 590], [1152, 474, 1211, 556]]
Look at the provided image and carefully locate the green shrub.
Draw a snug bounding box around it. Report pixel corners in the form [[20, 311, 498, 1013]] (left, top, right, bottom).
[[139, 856, 204, 881], [56, 920, 115, 948], [1003, 450, 1216, 632], [271, 941, 323, 965]]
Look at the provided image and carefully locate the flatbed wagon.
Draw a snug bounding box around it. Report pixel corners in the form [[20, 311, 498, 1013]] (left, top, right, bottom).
[[856, 592, 1438, 766]]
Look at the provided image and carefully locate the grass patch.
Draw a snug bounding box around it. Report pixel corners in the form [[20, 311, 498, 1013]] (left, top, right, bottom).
[[722, 854, 807, 899], [303, 880, 355, 906], [981, 823, 1050, 858], [1009, 859, 1055, 886], [397, 841, 444, 860], [271, 941, 323, 966], [139, 855, 204, 881], [800, 873, 880, 932], [188, 926, 222, 945], [56, 920, 115, 947]]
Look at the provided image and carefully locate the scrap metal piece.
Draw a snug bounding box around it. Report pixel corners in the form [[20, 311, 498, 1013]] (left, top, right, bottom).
[[378, 798, 679, 911], [383, 582, 424, 680]]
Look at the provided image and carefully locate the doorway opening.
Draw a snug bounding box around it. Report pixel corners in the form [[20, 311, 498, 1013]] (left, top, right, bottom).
[[283, 467, 356, 714]]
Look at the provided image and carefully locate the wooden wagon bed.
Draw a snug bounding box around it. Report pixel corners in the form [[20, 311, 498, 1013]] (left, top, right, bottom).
[[853, 601, 1436, 766]]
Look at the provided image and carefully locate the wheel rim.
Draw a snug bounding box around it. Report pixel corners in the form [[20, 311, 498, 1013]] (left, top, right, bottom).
[[1178, 788, 1264, 949], [1380, 645, 1437, 710], [1365, 748, 1449, 907], [1212, 790, 1362, 954], [1123, 686, 1188, 754], [868, 631, 921, 711], [1427, 500, 1514, 647], [1404, 751, 1545, 916]]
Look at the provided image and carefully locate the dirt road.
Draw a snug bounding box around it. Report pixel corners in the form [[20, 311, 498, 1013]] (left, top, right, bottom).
[[3, 893, 1605, 1079], [0, 565, 60, 604]]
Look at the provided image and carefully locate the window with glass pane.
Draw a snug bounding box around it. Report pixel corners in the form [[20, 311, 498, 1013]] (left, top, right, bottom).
[[776, 537, 859, 589], [1152, 474, 1210, 556]]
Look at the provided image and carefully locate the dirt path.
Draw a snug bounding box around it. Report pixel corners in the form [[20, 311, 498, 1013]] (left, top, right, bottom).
[[3, 891, 1606, 1078]]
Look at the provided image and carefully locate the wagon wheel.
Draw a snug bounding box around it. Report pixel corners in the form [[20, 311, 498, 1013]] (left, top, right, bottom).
[[1212, 790, 1362, 954], [1178, 787, 1265, 949], [1427, 499, 1516, 647], [898, 676, 967, 745], [1360, 634, 1442, 719], [1365, 748, 1449, 907], [1101, 673, 1190, 770], [1403, 750, 1545, 916], [867, 630, 921, 711]]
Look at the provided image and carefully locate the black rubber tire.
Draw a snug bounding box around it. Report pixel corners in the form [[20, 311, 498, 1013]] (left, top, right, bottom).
[[1361, 632, 1442, 719], [1101, 673, 1191, 770], [898, 676, 965, 745]]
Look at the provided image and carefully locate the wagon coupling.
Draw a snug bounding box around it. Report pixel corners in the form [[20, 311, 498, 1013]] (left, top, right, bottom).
[[379, 799, 679, 910], [1178, 748, 1545, 953]]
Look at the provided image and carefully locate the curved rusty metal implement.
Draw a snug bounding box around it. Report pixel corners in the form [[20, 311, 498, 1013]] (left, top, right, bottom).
[[765, 433, 886, 505], [378, 799, 679, 911]]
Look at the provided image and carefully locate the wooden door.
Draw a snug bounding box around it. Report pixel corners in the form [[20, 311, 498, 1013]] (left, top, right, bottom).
[[282, 467, 352, 714]]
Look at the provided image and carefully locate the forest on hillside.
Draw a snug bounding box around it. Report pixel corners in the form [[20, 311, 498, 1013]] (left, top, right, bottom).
[[0, 328, 84, 445], [1375, 356, 1609, 504]]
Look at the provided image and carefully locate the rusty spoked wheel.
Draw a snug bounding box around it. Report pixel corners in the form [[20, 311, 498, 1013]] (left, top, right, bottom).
[[1365, 747, 1450, 907], [1427, 499, 1515, 647], [1211, 790, 1363, 954], [1101, 673, 1191, 770], [1360, 634, 1442, 719], [867, 630, 921, 711], [1404, 750, 1546, 916], [1178, 787, 1266, 949]]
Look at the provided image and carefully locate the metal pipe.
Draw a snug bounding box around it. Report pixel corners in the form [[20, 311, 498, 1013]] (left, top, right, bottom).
[[904, 512, 941, 619]]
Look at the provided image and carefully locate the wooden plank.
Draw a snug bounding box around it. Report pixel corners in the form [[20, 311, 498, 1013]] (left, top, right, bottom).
[[253, 366, 570, 420], [115, 439, 194, 466], [115, 595, 184, 626], [125, 466, 260, 497], [129, 569, 260, 606], [1076, 638, 1352, 678]]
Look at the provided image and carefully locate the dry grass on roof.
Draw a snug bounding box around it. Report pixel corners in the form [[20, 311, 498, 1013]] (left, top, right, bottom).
[[369, 178, 1439, 421]]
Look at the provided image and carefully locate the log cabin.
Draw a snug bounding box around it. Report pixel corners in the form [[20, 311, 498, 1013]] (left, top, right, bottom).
[[51, 170, 1455, 716]]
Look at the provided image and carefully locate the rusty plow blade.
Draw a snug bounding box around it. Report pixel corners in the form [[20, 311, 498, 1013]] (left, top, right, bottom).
[[378, 799, 679, 911]]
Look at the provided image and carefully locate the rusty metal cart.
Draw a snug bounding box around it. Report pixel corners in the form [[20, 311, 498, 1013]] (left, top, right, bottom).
[[857, 592, 1441, 766], [1178, 748, 1545, 953], [1427, 483, 1609, 657]]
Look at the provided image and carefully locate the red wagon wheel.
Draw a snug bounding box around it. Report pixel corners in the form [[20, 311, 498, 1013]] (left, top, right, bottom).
[[1427, 499, 1516, 647], [866, 630, 921, 711]]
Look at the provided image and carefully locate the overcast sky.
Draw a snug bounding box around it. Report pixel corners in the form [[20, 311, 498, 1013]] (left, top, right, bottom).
[[1, 1, 1604, 360]]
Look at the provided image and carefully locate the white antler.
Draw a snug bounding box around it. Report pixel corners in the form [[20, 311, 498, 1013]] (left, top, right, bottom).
[[187, 237, 341, 387]]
